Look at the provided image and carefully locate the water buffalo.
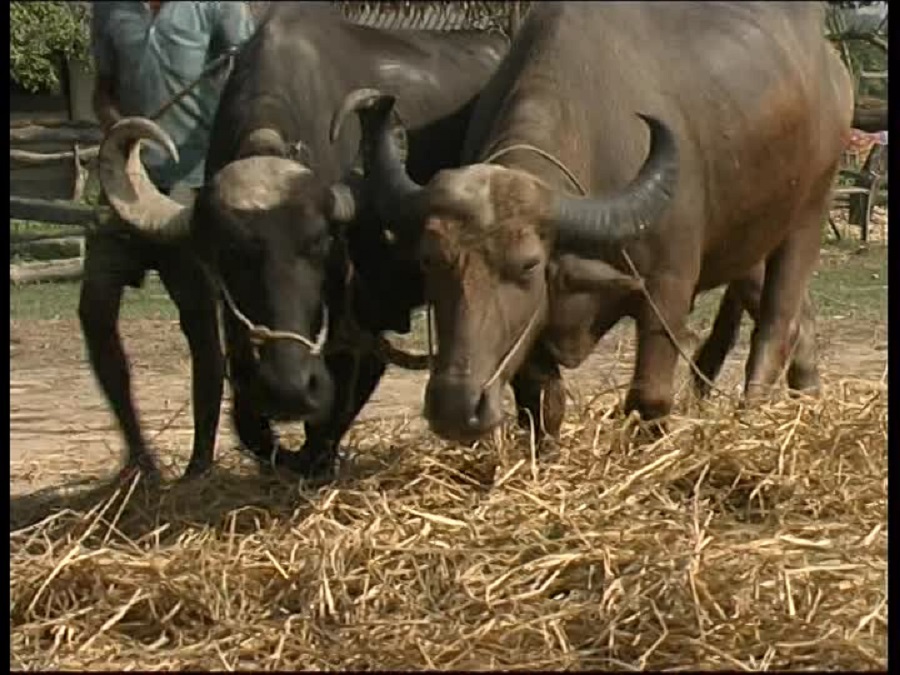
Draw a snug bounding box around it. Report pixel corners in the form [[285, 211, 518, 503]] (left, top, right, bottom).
[[96, 2, 507, 479], [337, 1, 853, 444]]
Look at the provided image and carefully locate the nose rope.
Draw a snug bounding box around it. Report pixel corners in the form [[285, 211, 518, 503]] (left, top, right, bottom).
[[482, 303, 543, 391], [201, 264, 328, 354], [483, 143, 588, 196]]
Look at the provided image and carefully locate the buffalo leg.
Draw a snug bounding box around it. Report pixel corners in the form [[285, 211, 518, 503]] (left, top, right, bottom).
[[624, 274, 694, 421], [157, 256, 225, 479], [296, 350, 388, 480], [693, 267, 820, 398], [745, 216, 823, 401], [512, 343, 565, 449], [692, 282, 746, 398], [784, 291, 821, 394], [78, 233, 158, 478], [735, 276, 821, 397]]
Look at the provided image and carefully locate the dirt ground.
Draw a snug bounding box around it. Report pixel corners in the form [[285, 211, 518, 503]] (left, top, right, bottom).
[[9, 310, 887, 497]]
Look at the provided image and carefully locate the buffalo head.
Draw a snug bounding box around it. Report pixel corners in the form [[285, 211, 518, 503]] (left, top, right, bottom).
[[97, 118, 364, 422], [333, 91, 679, 443]]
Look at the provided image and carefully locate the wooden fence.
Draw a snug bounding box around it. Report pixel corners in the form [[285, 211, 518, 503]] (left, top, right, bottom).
[[9, 119, 102, 285]]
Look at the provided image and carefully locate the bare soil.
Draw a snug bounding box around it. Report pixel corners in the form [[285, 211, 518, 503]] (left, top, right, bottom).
[[9, 314, 886, 497]]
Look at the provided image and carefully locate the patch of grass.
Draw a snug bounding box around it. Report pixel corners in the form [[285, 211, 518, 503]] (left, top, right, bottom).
[[812, 243, 887, 322], [10, 220, 77, 241], [666, 243, 888, 340], [10, 276, 178, 322]]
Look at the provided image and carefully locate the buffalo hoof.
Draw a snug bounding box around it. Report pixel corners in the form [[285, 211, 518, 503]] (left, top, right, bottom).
[[743, 382, 777, 407], [624, 390, 673, 427], [180, 460, 213, 482], [787, 368, 822, 399], [691, 368, 716, 400], [119, 451, 161, 486], [536, 436, 562, 461], [635, 417, 668, 443]]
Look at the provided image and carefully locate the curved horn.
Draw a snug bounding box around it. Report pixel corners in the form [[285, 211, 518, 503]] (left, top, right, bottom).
[[550, 114, 679, 249], [330, 87, 385, 144], [97, 117, 194, 241], [332, 88, 424, 228]]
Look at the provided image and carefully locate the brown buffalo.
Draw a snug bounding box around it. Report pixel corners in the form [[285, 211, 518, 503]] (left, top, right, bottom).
[[337, 1, 854, 444]]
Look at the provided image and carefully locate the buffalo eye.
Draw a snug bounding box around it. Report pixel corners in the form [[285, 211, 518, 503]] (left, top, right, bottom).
[[511, 255, 542, 282], [521, 257, 541, 275]]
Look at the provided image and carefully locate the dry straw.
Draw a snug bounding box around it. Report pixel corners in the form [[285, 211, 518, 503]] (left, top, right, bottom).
[[10, 370, 887, 671]]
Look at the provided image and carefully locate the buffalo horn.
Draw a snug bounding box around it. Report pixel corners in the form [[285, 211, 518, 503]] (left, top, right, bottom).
[[97, 117, 194, 241], [331, 88, 423, 228], [550, 114, 679, 249]]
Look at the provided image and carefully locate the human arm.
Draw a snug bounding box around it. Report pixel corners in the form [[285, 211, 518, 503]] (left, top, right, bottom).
[[90, 6, 122, 132], [211, 1, 256, 54]]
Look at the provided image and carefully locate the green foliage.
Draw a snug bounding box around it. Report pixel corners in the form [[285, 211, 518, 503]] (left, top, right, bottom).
[[10, 1, 92, 94]]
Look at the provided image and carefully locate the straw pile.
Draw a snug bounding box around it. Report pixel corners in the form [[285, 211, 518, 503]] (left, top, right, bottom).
[[10, 375, 887, 670]]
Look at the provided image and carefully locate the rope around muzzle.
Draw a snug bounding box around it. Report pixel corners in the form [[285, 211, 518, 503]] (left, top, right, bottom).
[[479, 143, 732, 400], [200, 263, 328, 355]]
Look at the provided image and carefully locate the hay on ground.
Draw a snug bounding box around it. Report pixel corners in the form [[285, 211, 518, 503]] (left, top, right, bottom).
[[10, 374, 887, 671]]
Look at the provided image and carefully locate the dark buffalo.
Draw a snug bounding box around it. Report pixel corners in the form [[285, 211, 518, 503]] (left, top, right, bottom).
[[96, 2, 507, 478], [337, 2, 853, 444]]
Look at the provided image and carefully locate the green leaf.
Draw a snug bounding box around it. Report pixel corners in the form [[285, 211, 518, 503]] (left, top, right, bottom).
[[10, 1, 92, 94]]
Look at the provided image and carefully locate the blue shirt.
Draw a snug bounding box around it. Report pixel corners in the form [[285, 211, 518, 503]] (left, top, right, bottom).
[[91, 2, 255, 189]]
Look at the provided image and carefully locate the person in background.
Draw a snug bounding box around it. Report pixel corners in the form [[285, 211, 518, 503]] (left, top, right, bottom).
[[81, 1, 255, 480]]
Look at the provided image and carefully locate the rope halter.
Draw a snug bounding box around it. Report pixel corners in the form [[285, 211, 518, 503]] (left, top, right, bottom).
[[205, 264, 329, 355]]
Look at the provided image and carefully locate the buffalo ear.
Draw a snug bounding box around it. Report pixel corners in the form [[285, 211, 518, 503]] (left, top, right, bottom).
[[327, 183, 359, 223], [551, 254, 643, 294], [326, 167, 366, 224]]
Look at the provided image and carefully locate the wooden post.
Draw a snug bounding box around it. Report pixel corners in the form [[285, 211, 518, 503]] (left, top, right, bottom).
[[72, 142, 87, 202], [10, 258, 84, 285], [508, 1, 523, 38]]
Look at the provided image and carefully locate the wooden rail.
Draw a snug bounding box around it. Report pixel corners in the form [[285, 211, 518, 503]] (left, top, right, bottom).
[[9, 119, 107, 285], [10, 196, 110, 227], [8, 197, 116, 286]]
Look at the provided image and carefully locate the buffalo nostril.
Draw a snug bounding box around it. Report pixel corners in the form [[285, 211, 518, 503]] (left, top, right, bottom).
[[467, 389, 491, 430], [306, 371, 321, 398]]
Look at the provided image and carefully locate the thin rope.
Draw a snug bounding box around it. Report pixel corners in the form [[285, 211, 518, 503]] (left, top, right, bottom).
[[618, 250, 732, 400], [482, 302, 543, 391], [149, 47, 240, 122], [484, 143, 588, 196], [200, 263, 328, 354]]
